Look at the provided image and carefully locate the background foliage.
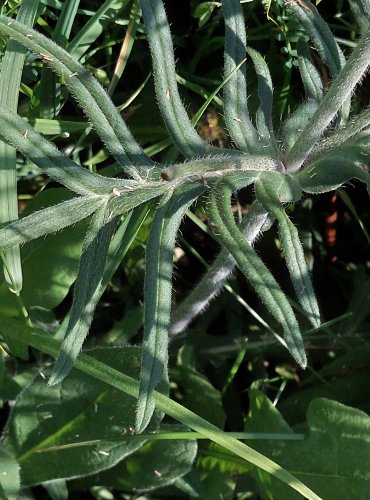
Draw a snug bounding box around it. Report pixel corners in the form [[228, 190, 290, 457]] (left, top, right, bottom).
[[0, 0, 369, 498]]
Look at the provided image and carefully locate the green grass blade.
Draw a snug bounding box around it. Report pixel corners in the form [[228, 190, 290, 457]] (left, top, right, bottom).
[[136, 184, 205, 433], [338, 190, 370, 246], [0, 0, 40, 295], [35, 0, 80, 119], [108, 0, 140, 96], [49, 202, 116, 386], [68, 0, 130, 60], [0, 319, 322, 500]]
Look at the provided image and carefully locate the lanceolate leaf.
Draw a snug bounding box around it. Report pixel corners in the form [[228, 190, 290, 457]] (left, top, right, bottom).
[[0, 105, 110, 196], [221, 0, 261, 153], [298, 147, 370, 194], [170, 200, 270, 335], [207, 180, 307, 368], [297, 38, 323, 103], [246, 46, 279, 155], [0, 195, 105, 252], [49, 202, 116, 386], [136, 184, 205, 433], [255, 174, 321, 329], [139, 0, 220, 158], [285, 0, 345, 78], [286, 26, 370, 171]]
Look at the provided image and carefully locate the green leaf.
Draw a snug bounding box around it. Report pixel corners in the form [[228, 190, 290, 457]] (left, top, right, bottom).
[[93, 425, 197, 492], [0, 105, 110, 196], [0, 0, 40, 295], [207, 179, 307, 368], [286, 27, 370, 171], [136, 185, 205, 432], [171, 200, 270, 335], [171, 366, 226, 428], [49, 202, 116, 386], [68, 0, 130, 60], [0, 16, 151, 179], [246, 46, 279, 154], [194, 3, 217, 27], [0, 448, 20, 500], [139, 0, 221, 158], [0, 189, 88, 317], [278, 342, 370, 424], [1, 347, 150, 485], [0, 318, 321, 499], [255, 173, 320, 328], [245, 389, 370, 499], [298, 148, 370, 194], [297, 38, 323, 103], [222, 0, 261, 153]]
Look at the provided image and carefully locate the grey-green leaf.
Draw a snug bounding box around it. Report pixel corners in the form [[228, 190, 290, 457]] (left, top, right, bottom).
[[48, 203, 116, 386], [207, 180, 307, 368], [136, 184, 205, 433]]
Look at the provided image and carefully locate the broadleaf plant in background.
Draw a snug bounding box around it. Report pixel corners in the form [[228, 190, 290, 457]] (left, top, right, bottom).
[[0, 0, 369, 498]]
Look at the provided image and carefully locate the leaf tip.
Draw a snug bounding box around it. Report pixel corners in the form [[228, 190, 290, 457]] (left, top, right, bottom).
[[47, 352, 73, 387]]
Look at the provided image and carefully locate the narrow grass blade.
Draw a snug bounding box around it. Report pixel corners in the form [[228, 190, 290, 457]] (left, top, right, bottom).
[[68, 0, 130, 60], [1, 320, 321, 500], [0, 16, 152, 178], [35, 0, 80, 119], [0, 0, 40, 294], [0, 195, 106, 252], [255, 176, 320, 328], [48, 202, 116, 386], [338, 190, 370, 246], [108, 0, 140, 96], [136, 184, 205, 433], [221, 0, 260, 153], [207, 180, 307, 368]]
